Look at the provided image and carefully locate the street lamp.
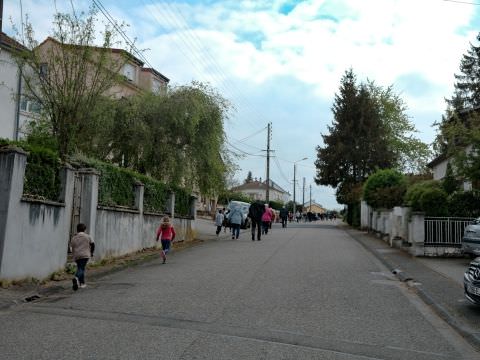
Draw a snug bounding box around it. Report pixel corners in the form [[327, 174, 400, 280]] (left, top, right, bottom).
[[293, 157, 308, 216]]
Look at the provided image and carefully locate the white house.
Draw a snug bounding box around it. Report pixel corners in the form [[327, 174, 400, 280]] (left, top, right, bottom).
[[231, 179, 290, 203], [0, 32, 25, 140], [427, 145, 473, 191]]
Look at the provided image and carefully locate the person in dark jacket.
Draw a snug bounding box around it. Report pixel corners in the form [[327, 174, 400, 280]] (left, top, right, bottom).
[[279, 207, 288, 228], [248, 201, 265, 241]]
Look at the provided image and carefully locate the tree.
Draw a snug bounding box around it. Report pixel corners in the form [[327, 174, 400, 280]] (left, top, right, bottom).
[[87, 82, 233, 196], [366, 81, 431, 173], [363, 169, 406, 209], [433, 32, 480, 184], [11, 6, 130, 159], [315, 69, 394, 204], [442, 162, 459, 195], [447, 32, 480, 111], [245, 171, 253, 183]]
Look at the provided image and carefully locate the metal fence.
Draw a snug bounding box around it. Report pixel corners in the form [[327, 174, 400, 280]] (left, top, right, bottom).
[[424, 217, 475, 246]]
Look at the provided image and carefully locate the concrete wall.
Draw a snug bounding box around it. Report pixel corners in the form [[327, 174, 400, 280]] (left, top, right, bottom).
[[0, 148, 74, 280], [0, 148, 196, 281]]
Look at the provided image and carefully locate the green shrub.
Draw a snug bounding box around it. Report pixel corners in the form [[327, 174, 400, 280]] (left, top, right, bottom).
[[268, 200, 283, 210], [141, 176, 169, 213], [218, 191, 251, 204], [363, 169, 406, 209], [419, 188, 448, 216], [404, 180, 442, 211], [173, 186, 193, 217], [0, 139, 62, 201], [447, 190, 480, 218]]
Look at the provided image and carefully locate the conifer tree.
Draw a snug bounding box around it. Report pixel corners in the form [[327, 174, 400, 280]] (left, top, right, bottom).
[[314, 69, 393, 204]]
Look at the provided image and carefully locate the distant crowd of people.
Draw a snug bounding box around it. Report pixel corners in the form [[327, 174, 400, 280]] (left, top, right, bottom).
[[214, 203, 337, 241]]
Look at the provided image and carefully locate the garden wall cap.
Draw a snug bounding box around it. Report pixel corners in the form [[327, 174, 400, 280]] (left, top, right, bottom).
[[77, 168, 101, 175], [0, 146, 28, 155]]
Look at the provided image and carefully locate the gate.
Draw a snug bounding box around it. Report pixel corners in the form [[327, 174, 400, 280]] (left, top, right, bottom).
[[424, 217, 475, 246], [69, 172, 83, 244]]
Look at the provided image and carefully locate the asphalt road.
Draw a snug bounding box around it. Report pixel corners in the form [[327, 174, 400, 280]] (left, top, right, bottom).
[[1, 221, 479, 359]]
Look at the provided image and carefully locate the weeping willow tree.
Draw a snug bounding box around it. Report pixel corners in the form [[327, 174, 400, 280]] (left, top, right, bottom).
[[81, 81, 234, 196]]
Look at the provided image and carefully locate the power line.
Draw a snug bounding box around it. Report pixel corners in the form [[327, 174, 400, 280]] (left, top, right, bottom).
[[139, 0, 262, 128], [441, 0, 480, 5]]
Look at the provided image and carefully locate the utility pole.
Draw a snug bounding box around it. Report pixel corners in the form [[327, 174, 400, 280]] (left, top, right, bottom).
[[293, 163, 297, 215], [302, 177, 306, 209], [0, 0, 3, 34], [309, 184, 312, 212], [265, 122, 272, 203]]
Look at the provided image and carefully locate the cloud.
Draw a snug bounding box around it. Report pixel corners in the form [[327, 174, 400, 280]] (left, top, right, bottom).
[[3, 0, 480, 209]]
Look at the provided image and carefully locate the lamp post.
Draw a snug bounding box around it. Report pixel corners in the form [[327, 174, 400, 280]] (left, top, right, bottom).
[[293, 157, 308, 216]]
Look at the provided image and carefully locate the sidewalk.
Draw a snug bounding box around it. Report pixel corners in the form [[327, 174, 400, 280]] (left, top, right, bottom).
[[341, 224, 480, 351], [0, 217, 231, 311]]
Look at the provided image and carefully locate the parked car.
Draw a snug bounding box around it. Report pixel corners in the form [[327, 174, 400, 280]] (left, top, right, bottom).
[[464, 257, 480, 305], [226, 201, 251, 229], [462, 218, 480, 257]]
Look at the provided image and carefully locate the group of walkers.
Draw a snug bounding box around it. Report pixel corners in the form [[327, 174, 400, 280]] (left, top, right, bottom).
[[215, 202, 284, 241]]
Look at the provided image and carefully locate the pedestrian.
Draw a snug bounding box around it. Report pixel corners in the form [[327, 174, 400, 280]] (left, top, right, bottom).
[[69, 223, 95, 291], [295, 210, 301, 223], [156, 216, 176, 264], [261, 204, 273, 235], [279, 206, 288, 228], [215, 209, 224, 236], [227, 205, 243, 239], [223, 208, 230, 233], [248, 201, 264, 241], [249, 201, 264, 241]]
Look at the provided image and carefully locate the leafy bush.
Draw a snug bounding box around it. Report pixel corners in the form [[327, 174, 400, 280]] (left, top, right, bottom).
[[140, 176, 169, 214], [75, 157, 137, 207], [447, 190, 480, 218], [404, 180, 442, 211], [0, 139, 62, 201], [419, 188, 448, 216], [218, 191, 252, 205], [173, 186, 193, 217], [268, 200, 283, 210], [363, 169, 406, 209]]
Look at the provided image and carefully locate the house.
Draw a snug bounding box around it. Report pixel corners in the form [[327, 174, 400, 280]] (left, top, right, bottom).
[[231, 179, 290, 203], [303, 201, 326, 214], [1, 36, 170, 140], [36, 37, 169, 99], [0, 32, 30, 140], [427, 107, 480, 191], [427, 151, 473, 191]]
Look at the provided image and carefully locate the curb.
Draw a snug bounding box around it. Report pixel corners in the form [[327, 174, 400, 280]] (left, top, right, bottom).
[[342, 225, 480, 352]]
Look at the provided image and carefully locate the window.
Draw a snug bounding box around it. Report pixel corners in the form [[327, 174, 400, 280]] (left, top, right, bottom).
[[39, 63, 48, 78], [152, 79, 162, 93], [123, 63, 136, 82], [19, 96, 41, 114]]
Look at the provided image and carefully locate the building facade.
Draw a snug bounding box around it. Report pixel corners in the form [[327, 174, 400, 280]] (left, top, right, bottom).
[[231, 179, 290, 203]]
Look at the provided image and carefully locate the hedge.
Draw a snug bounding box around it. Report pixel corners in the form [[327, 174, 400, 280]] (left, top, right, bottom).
[[73, 154, 190, 214], [0, 139, 62, 201], [363, 169, 406, 209]]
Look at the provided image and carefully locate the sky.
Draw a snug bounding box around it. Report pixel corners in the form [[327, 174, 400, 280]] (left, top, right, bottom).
[[3, 0, 480, 210]]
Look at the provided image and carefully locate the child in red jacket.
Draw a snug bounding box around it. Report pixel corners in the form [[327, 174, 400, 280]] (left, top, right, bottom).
[[156, 216, 176, 264]]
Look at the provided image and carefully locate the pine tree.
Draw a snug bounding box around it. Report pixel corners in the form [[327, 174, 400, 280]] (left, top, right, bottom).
[[314, 69, 394, 204], [245, 171, 253, 183], [447, 33, 480, 111]]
